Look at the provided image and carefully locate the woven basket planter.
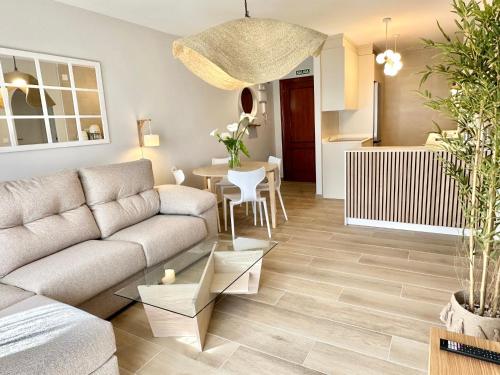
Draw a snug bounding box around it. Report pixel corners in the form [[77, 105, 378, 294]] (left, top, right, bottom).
[[440, 291, 500, 341]]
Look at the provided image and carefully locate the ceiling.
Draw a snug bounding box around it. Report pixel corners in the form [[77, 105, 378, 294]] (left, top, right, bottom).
[[54, 0, 457, 51]]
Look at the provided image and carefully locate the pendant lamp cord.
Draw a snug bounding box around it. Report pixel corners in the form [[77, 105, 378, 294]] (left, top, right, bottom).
[[385, 20, 388, 51], [13, 56, 18, 71], [244, 0, 250, 17]]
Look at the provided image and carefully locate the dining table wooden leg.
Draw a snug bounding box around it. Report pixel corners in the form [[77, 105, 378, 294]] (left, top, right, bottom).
[[266, 170, 277, 229], [205, 177, 213, 192]]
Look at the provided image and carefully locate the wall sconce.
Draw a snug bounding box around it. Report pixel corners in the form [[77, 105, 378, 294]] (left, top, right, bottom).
[[137, 119, 160, 147]]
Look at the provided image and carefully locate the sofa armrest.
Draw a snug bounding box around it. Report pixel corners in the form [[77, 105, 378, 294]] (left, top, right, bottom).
[[156, 184, 217, 216]]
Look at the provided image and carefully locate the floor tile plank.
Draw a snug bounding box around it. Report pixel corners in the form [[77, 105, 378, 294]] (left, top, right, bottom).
[[309, 257, 460, 292], [389, 336, 429, 371], [209, 311, 315, 364], [263, 259, 403, 296], [215, 296, 392, 360], [221, 346, 323, 375], [401, 284, 452, 306], [303, 342, 424, 375], [339, 288, 443, 323], [260, 271, 343, 301], [276, 292, 436, 343]]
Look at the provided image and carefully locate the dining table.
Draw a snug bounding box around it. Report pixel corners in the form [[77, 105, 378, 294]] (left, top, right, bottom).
[[192, 161, 279, 229]]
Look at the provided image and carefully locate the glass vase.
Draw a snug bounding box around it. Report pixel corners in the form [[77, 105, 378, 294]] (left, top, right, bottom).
[[228, 148, 241, 169]]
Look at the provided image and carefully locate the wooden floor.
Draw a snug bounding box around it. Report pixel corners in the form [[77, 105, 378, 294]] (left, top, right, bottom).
[[111, 182, 460, 375]]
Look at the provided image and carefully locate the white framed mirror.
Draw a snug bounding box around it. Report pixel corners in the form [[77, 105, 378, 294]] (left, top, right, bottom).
[[238, 86, 258, 118], [0, 47, 109, 153]]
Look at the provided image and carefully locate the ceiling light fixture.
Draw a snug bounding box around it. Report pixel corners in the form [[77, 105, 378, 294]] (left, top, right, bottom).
[[376, 18, 403, 77], [172, 0, 328, 90]]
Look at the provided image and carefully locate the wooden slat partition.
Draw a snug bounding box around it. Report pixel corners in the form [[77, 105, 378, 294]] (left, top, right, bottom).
[[345, 149, 464, 229]]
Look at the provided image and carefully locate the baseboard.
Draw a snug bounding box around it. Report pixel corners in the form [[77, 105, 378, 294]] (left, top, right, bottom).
[[345, 218, 469, 236]]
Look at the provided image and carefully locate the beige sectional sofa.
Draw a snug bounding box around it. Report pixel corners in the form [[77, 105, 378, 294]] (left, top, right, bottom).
[[0, 159, 218, 374]]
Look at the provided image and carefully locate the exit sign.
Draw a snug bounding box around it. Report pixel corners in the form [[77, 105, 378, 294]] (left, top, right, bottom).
[[296, 68, 311, 76]]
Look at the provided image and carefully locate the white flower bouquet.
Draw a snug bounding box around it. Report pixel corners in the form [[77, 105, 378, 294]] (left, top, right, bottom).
[[210, 113, 254, 168]]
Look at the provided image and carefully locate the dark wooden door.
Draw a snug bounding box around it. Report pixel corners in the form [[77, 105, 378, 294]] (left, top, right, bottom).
[[280, 76, 315, 182]]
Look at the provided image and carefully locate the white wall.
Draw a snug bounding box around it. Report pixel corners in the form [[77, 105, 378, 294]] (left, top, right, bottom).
[[0, 0, 275, 186], [381, 47, 455, 146]]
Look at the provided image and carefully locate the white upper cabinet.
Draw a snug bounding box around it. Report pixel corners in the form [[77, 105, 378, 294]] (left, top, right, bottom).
[[320, 35, 359, 111]]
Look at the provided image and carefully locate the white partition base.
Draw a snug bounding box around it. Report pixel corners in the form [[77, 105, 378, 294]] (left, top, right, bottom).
[[345, 218, 469, 236]]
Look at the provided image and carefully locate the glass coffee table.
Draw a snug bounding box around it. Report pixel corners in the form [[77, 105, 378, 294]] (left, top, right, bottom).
[[115, 236, 277, 350]]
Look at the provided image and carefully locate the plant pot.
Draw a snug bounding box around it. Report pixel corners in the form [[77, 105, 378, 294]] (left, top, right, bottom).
[[440, 291, 500, 341]]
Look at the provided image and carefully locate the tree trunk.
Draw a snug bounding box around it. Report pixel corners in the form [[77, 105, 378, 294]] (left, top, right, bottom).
[[468, 122, 483, 311], [492, 263, 500, 314], [479, 142, 498, 314]]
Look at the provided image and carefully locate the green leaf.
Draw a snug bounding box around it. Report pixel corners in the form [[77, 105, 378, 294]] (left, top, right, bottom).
[[437, 20, 451, 41], [239, 141, 250, 158]]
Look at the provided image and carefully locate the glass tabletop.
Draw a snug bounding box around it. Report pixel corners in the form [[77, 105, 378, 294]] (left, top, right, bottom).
[[114, 236, 277, 318]]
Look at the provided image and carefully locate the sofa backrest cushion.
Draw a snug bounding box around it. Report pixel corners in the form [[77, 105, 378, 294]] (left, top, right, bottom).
[[0, 171, 101, 277], [79, 159, 160, 238]]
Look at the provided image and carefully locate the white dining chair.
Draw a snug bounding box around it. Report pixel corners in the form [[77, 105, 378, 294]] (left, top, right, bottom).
[[212, 157, 244, 227], [257, 156, 288, 221], [224, 167, 271, 240], [212, 156, 257, 218], [211, 157, 234, 195], [171, 167, 185, 185]]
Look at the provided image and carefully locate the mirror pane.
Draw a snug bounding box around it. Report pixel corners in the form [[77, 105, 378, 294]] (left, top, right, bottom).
[[1, 55, 38, 86], [0, 119, 10, 147], [80, 117, 103, 140], [40, 60, 71, 87], [9, 88, 45, 116], [0, 88, 6, 116], [241, 87, 254, 114], [73, 65, 97, 89], [49, 118, 78, 143], [45, 89, 75, 116], [14, 118, 48, 145], [76, 91, 101, 116]]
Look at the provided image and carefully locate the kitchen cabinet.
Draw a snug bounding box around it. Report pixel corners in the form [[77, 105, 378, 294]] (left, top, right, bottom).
[[320, 35, 358, 111]]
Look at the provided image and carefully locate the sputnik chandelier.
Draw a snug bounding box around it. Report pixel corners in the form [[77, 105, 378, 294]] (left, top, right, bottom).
[[376, 18, 403, 76], [172, 0, 327, 90]]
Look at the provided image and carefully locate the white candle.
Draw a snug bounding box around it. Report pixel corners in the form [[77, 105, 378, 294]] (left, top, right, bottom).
[[161, 269, 176, 285]]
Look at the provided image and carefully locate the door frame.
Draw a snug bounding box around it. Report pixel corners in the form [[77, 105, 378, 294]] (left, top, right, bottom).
[[271, 58, 322, 193], [279, 75, 315, 182]]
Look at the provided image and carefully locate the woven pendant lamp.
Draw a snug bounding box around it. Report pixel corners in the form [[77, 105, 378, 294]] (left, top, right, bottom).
[[0, 57, 55, 109], [172, 1, 327, 90]]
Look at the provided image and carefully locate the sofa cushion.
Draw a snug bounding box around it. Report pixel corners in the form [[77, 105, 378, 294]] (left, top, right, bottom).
[[157, 184, 217, 215], [0, 171, 100, 277], [107, 215, 207, 267], [79, 159, 160, 238], [2, 240, 146, 306], [0, 295, 117, 375], [0, 283, 34, 310]]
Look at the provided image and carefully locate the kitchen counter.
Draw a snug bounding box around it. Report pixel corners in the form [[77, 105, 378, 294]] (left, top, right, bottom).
[[344, 147, 464, 235]]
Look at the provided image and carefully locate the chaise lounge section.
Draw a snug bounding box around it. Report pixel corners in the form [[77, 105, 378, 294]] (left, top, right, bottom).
[[0, 159, 218, 374]]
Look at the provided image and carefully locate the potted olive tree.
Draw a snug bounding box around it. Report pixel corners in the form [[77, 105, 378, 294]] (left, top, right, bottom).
[[421, 0, 499, 340]]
